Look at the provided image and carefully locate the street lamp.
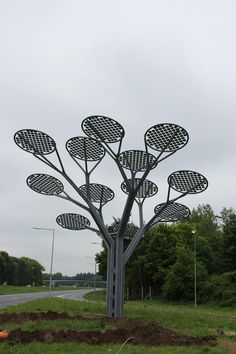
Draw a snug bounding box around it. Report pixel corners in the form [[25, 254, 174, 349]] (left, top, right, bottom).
[[33, 227, 55, 295], [91, 242, 103, 297], [192, 230, 197, 307], [86, 256, 97, 298]]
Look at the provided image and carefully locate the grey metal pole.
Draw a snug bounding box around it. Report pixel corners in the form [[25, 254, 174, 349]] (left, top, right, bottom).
[[192, 230, 197, 307], [49, 228, 55, 295], [94, 258, 97, 299], [115, 234, 125, 317], [33, 227, 55, 296]]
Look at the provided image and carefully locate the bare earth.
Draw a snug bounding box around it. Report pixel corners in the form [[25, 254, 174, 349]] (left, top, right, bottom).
[[0, 311, 217, 347]]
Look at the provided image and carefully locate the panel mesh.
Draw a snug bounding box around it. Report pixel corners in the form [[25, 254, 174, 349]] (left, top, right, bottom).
[[145, 124, 188, 152], [121, 178, 158, 198], [82, 116, 124, 143], [154, 203, 190, 222], [112, 222, 139, 239], [79, 183, 114, 204], [119, 150, 156, 172], [27, 174, 64, 195], [66, 137, 105, 161], [56, 213, 90, 230], [168, 170, 208, 194], [14, 129, 56, 155]]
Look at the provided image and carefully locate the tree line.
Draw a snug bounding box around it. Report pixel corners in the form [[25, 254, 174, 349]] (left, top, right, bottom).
[[0, 252, 44, 286], [96, 204, 236, 306]]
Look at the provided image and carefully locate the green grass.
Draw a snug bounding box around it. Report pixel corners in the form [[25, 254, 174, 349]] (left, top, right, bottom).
[[86, 292, 236, 338], [0, 285, 87, 295], [125, 300, 236, 338], [3, 318, 110, 332], [0, 342, 229, 354], [0, 296, 234, 353], [86, 290, 106, 302], [0, 297, 106, 315]]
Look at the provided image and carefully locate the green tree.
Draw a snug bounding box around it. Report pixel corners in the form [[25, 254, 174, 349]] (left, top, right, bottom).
[[0, 252, 7, 284], [220, 207, 236, 272], [18, 257, 44, 286], [186, 204, 222, 274], [163, 245, 208, 301], [142, 224, 178, 293], [95, 205, 236, 304]]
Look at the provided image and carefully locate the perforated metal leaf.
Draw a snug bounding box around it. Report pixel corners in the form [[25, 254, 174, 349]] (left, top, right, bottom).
[[121, 178, 158, 198], [119, 150, 157, 172], [27, 174, 64, 195], [154, 202, 190, 222], [56, 213, 90, 230], [168, 170, 208, 194], [79, 183, 114, 204], [14, 129, 56, 155], [112, 222, 139, 239], [145, 123, 189, 152], [82, 115, 124, 143], [66, 136, 105, 161]]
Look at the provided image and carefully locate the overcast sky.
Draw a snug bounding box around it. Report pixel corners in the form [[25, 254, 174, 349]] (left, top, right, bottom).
[[0, 0, 235, 276]]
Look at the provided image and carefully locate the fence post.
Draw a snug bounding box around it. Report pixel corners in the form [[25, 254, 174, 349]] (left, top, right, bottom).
[[149, 286, 152, 299]]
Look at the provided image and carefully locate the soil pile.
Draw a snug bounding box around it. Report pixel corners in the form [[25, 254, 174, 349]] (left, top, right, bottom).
[[0, 311, 216, 346]]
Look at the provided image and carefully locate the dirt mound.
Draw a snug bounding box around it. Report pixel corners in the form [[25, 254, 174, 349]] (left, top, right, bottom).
[[0, 311, 81, 324], [0, 311, 217, 347]]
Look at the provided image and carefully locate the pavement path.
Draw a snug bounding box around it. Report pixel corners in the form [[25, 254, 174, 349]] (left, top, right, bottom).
[[0, 289, 94, 308]]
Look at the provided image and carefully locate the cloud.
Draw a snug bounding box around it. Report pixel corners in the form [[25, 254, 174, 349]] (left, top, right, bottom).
[[0, 0, 235, 274]]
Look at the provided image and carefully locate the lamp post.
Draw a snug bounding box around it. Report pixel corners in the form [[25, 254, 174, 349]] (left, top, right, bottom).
[[33, 227, 55, 295], [192, 230, 197, 307], [91, 241, 103, 296], [86, 255, 97, 298]]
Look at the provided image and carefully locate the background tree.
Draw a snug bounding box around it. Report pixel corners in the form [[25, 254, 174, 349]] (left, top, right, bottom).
[[96, 204, 236, 305], [220, 207, 236, 272], [0, 252, 44, 286]]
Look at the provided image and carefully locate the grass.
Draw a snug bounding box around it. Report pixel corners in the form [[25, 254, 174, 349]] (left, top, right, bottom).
[[0, 342, 229, 354], [0, 295, 235, 353], [3, 318, 110, 332], [0, 285, 87, 295], [86, 291, 236, 337], [125, 300, 236, 338]]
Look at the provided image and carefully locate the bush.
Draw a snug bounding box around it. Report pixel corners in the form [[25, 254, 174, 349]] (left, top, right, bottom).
[[162, 246, 208, 301], [201, 271, 236, 306]]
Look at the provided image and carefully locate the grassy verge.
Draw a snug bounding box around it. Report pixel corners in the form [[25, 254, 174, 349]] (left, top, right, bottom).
[[125, 300, 236, 338], [0, 342, 228, 354], [86, 291, 236, 337], [0, 296, 234, 353], [0, 285, 88, 295]]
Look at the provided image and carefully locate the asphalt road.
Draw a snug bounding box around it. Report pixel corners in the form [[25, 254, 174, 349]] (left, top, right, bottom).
[[0, 289, 94, 308]]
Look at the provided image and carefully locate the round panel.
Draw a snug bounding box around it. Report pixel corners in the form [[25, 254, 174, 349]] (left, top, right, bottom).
[[66, 136, 105, 161], [112, 222, 139, 239], [121, 178, 158, 198], [14, 129, 56, 155], [145, 123, 189, 152], [168, 170, 208, 194], [119, 150, 157, 172], [27, 174, 64, 195], [79, 183, 114, 204], [81, 115, 124, 143], [56, 213, 90, 230], [154, 202, 190, 222]]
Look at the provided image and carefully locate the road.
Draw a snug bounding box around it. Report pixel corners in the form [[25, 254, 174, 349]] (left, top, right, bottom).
[[0, 289, 94, 308]]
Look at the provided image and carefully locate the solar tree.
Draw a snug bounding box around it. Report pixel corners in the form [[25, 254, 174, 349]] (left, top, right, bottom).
[[14, 116, 208, 317]]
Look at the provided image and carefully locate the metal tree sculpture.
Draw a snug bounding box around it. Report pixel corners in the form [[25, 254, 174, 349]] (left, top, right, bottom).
[[14, 116, 208, 317]]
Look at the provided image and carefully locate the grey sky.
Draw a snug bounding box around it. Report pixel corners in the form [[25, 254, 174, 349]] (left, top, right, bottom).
[[0, 0, 235, 275]]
